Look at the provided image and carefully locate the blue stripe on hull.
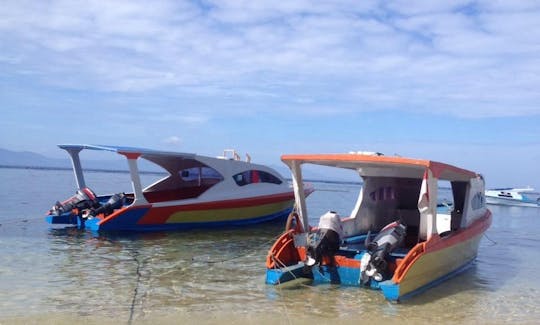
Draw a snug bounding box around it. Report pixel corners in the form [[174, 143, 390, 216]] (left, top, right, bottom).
[[266, 263, 307, 284], [46, 214, 78, 225], [312, 265, 363, 286]]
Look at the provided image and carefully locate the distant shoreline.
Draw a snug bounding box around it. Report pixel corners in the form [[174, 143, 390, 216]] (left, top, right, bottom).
[[0, 164, 165, 175], [0, 164, 362, 186]]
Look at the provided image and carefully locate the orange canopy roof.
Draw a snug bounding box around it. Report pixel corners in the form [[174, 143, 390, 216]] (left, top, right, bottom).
[[281, 153, 479, 181]]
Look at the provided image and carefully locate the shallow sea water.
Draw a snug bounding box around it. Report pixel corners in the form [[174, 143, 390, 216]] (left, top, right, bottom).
[[0, 168, 539, 324]]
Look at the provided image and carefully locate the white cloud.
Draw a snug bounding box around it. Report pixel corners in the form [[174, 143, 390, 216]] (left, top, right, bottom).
[[163, 136, 182, 145], [155, 114, 210, 124], [1, 0, 540, 118]]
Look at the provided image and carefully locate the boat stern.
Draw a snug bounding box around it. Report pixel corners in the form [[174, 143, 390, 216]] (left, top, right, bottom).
[[45, 212, 78, 225], [266, 262, 308, 284]]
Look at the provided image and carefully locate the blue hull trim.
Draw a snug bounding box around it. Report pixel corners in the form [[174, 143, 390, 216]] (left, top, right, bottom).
[[266, 256, 477, 302], [88, 207, 151, 231], [53, 207, 293, 232], [312, 265, 362, 286], [266, 263, 307, 284], [46, 214, 78, 225]]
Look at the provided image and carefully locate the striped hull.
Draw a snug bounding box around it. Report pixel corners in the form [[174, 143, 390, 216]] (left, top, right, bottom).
[[380, 211, 491, 300], [53, 192, 296, 232], [380, 233, 483, 300]]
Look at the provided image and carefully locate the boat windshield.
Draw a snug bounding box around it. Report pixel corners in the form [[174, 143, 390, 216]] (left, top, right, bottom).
[[142, 159, 224, 203]]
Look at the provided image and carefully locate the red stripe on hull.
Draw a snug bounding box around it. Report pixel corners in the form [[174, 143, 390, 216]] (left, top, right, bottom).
[[164, 191, 295, 211], [138, 192, 295, 225]]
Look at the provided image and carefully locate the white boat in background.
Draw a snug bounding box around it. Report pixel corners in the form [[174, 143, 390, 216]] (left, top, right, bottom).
[[485, 187, 540, 207]]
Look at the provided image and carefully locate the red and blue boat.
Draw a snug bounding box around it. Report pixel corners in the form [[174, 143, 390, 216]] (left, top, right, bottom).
[[266, 152, 492, 301], [46, 144, 311, 232]]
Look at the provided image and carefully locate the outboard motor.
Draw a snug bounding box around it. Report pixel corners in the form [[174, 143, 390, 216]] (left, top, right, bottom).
[[50, 187, 99, 216], [79, 193, 126, 228], [361, 221, 406, 284], [87, 192, 126, 218], [305, 211, 343, 267]]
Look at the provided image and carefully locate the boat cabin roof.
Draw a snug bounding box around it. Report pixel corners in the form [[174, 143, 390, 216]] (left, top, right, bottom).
[[58, 144, 196, 159], [58, 144, 287, 204], [281, 153, 478, 182]]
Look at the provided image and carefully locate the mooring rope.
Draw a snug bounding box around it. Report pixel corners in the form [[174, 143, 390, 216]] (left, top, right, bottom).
[[124, 232, 286, 323], [127, 250, 151, 325], [483, 232, 497, 246], [274, 276, 293, 325]]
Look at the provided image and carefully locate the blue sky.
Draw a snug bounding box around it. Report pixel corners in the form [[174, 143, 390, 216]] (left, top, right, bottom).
[[1, 1, 539, 187]]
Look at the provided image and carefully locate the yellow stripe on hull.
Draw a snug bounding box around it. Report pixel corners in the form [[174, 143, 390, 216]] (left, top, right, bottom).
[[165, 200, 294, 223], [398, 234, 483, 297]]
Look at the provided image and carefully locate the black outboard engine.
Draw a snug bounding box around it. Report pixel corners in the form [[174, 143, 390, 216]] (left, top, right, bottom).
[[305, 211, 343, 267], [91, 193, 125, 216], [361, 221, 406, 284], [50, 187, 99, 216]]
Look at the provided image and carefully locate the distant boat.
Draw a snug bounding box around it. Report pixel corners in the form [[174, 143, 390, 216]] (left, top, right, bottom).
[[485, 187, 540, 207], [265, 152, 491, 301], [46, 144, 313, 231]]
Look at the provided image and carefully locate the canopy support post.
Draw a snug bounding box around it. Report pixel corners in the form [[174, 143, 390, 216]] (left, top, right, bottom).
[[122, 153, 148, 205], [290, 161, 309, 232], [65, 148, 86, 189]]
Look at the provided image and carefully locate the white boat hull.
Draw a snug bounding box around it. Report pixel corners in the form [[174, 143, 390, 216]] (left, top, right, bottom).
[[485, 188, 540, 208], [486, 196, 539, 207]]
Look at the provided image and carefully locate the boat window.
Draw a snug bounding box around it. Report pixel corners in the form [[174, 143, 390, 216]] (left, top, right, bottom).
[[451, 181, 467, 213], [142, 166, 224, 203], [368, 186, 396, 202], [180, 167, 223, 182], [233, 170, 282, 186]]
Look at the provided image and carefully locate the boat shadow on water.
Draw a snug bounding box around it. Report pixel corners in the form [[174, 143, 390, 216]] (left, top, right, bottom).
[[262, 246, 510, 323], [48, 221, 283, 261], [266, 257, 502, 306]]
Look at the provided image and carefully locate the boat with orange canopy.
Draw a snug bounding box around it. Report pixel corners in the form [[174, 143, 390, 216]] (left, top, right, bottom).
[[265, 152, 492, 301]]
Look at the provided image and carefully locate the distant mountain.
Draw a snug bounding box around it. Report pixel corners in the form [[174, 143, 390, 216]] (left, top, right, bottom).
[[0, 148, 69, 168], [0, 148, 359, 183], [267, 164, 292, 178], [0, 148, 132, 171]]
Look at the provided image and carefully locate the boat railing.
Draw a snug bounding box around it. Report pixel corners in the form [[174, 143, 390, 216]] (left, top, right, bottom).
[[219, 149, 251, 162]]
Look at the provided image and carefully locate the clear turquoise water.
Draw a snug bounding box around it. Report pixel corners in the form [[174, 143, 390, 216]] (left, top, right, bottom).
[[0, 168, 539, 324]]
